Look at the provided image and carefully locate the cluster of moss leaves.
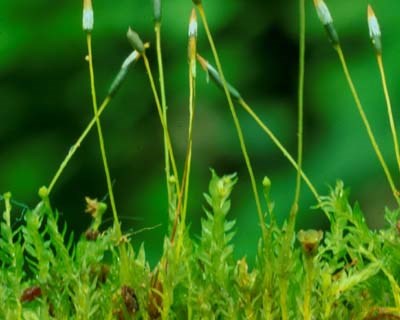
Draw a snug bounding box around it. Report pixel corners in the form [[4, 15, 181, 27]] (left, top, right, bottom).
[[1, 173, 400, 319]]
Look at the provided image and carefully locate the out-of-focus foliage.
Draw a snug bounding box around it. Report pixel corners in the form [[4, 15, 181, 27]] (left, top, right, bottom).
[[0, 0, 399, 264]]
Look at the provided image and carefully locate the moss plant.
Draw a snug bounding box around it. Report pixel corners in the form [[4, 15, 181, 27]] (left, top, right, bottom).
[[2, 0, 400, 319]]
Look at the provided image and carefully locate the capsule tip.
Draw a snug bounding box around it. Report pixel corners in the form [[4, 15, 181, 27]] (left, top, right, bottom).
[[313, 0, 333, 25], [188, 9, 197, 38], [367, 4, 381, 38], [367, 4, 374, 19], [126, 27, 145, 53], [82, 0, 94, 31], [367, 4, 382, 54]]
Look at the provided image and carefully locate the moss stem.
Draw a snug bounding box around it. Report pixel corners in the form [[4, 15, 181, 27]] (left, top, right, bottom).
[[172, 56, 197, 249], [86, 34, 121, 234], [182, 72, 195, 225], [376, 54, 400, 175], [85, 34, 130, 284], [303, 255, 314, 320], [142, 53, 180, 196], [239, 99, 321, 205], [48, 97, 111, 194], [197, 4, 267, 241], [280, 2, 306, 317], [335, 45, 399, 205], [292, 0, 306, 222], [155, 22, 173, 216]]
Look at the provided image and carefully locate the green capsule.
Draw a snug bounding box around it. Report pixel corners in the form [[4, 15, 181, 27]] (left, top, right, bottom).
[[371, 36, 382, 55], [153, 0, 162, 23], [108, 51, 140, 97], [208, 65, 242, 100], [108, 67, 129, 98], [82, 0, 94, 32], [313, 0, 340, 47], [368, 6, 382, 55], [324, 23, 340, 46], [127, 28, 145, 53]]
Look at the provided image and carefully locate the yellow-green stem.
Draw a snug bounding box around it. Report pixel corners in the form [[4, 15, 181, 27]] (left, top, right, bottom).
[[170, 160, 187, 243], [197, 4, 267, 241], [335, 45, 399, 205], [376, 54, 400, 174], [86, 34, 129, 284], [239, 99, 321, 205], [86, 34, 121, 234], [279, 281, 289, 320], [173, 64, 197, 253], [142, 53, 181, 196], [155, 22, 173, 214], [48, 97, 111, 194], [281, 2, 306, 317], [303, 255, 314, 320], [182, 73, 196, 225], [292, 0, 305, 224]]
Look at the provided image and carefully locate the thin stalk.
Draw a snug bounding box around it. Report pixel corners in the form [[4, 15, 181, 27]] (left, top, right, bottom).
[[86, 34, 121, 234], [280, 2, 306, 317], [142, 53, 181, 196], [376, 54, 400, 174], [170, 160, 188, 243], [239, 99, 321, 204], [182, 69, 196, 226], [196, 4, 267, 241], [48, 97, 111, 194], [292, 0, 306, 221], [155, 22, 173, 215], [86, 33, 129, 284], [171, 61, 197, 248], [335, 45, 400, 205], [49, 47, 143, 194]]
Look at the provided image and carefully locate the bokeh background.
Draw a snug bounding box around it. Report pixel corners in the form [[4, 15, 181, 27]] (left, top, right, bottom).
[[1, 0, 400, 265]]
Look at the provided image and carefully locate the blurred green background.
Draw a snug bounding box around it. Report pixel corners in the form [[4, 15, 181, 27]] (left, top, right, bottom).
[[1, 0, 399, 265]]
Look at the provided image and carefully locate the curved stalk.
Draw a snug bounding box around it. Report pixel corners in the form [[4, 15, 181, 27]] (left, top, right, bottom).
[[48, 97, 111, 194], [376, 54, 400, 174], [171, 58, 197, 247], [86, 33, 130, 284], [335, 45, 399, 205], [155, 22, 173, 216], [196, 4, 267, 241], [239, 99, 321, 204], [86, 34, 121, 234], [182, 73, 195, 225], [142, 53, 180, 196]]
